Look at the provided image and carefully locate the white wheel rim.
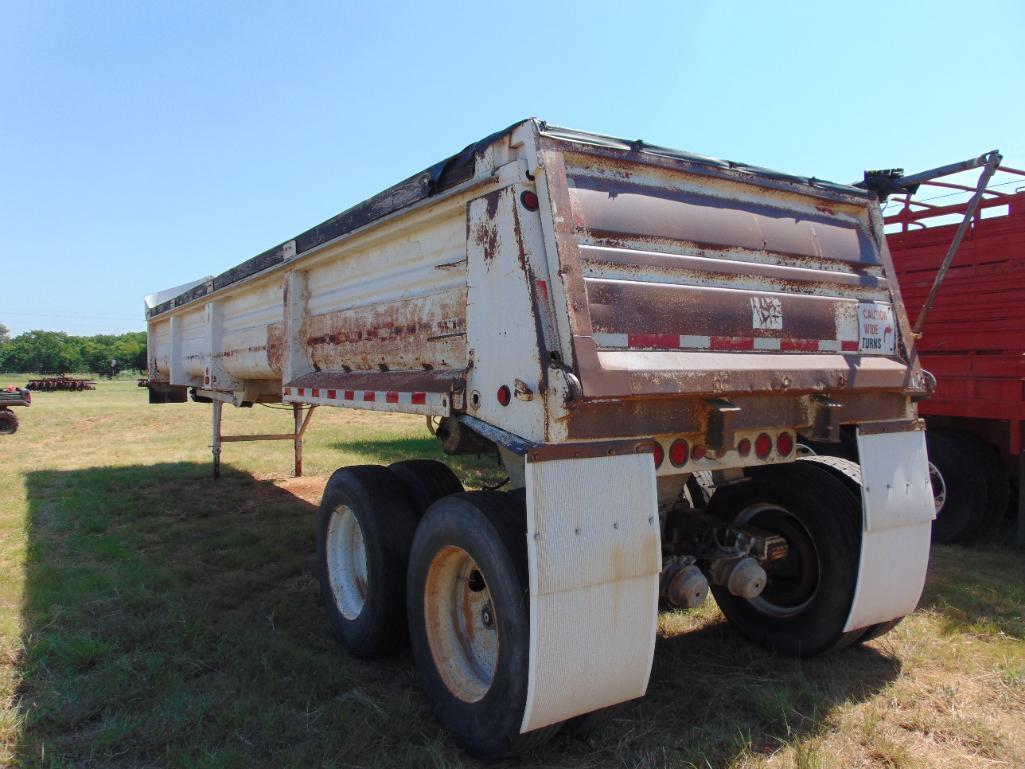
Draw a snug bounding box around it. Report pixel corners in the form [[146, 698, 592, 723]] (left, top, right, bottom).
[[423, 546, 498, 703], [326, 505, 368, 620], [928, 461, 947, 514]]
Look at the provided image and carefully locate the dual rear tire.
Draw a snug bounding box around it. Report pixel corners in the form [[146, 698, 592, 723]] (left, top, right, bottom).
[[317, 462, 546, 757], [316, 460, 463, 657]]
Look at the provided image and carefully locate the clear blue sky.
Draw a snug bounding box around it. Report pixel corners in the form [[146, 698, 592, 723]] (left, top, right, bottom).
[[2, 1, 1022, 336]]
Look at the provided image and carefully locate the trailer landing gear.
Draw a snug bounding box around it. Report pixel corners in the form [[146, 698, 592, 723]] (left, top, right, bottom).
[[209, 400, 316, 478]]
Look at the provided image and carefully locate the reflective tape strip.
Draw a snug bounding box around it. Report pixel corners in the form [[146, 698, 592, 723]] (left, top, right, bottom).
[[593, 332, 862, 353], [282, 387, 447, 414]]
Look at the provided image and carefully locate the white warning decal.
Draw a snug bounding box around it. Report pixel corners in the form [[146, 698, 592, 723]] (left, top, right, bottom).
[[750, 297, 783, 330], [858, 302, 896, 355]]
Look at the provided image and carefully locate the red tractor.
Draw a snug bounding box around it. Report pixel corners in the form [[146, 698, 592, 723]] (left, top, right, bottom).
[[0, 386, 30, 434]]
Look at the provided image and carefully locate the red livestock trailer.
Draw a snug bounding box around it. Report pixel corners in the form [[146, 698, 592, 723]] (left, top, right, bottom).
[[880, 155, 1025, 544]]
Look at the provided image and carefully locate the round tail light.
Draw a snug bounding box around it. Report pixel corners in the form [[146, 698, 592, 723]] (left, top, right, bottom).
[[669, 439, 689, 467], [652, 441, 664, 468], [737, 438, 751, 457], [520, 190, 540, 211], [692, 445, 706, 461], [776, 432, 794, 457], [496, 385, 511, 406], [755, 433, 773, 459]]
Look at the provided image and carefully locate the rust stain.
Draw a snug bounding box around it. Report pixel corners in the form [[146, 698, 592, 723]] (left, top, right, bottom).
[[472, 219, 499, 266], [470, 189, 505, 266], [484, 189, 501, 219], [266, 322, 284, 373], [303, 290, 467, 372]]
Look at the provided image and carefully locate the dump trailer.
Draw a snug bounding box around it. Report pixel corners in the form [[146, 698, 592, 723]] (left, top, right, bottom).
[[145, 119, 935, 757]]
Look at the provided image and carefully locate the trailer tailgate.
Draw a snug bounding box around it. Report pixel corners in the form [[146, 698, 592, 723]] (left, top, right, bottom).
[[544, 147, 911, 398]]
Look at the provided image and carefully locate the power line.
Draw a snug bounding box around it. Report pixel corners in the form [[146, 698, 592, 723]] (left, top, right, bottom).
[[0, 309, 140, 322]]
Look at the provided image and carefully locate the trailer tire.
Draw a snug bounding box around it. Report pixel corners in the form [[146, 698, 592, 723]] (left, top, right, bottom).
[[407, 491, 559, 758], [388, 459, 464, 518], [985, 457, 1011, 524], [795, 456, 906, 645], [316, 465, 419, 658], [984, 454, 1011, 524], [953, 431, 1010, 533], [562, 703, 625, 738], [706, 462, 864, 657], [859, 616, 903, 644], [926, 430, 989, 543], [0, 410, 18, 434]]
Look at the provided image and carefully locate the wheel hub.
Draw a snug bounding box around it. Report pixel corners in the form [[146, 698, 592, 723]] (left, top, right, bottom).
[[424, 547, 499, 703], [734, 503, 820, 618], [326, 505, 369, 620]]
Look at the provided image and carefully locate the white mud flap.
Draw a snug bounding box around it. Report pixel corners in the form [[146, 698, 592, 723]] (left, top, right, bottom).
[[845, 428, 935, 632], [521, 453, 661, 733]]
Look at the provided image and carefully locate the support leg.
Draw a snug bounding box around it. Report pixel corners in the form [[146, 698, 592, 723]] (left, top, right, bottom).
[[293, 403, 303, 478], [212, 399, 223, 479], [292, 404, 317, 478]]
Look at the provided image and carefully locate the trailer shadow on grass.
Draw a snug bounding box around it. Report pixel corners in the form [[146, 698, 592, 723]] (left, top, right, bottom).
[[16, 461, 902, 768]]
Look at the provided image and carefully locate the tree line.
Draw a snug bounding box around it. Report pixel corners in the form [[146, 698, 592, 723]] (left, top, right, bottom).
[[0, 323, 147, 375]]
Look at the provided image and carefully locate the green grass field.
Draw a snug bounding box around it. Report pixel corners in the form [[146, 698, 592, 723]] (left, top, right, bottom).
[[1, 379, 1023, 768]]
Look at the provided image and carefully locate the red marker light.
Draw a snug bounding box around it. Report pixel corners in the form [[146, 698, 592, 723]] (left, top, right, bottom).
[[755, 433, 773, 459], [692, 445, 706, 461], [737, 438, 751, 457], [652, 442, 664, 468], [520, 190, 540, 211], [776, 432, 794, 457], [669, 439, 689, 467], [497, 385, 511, 406]]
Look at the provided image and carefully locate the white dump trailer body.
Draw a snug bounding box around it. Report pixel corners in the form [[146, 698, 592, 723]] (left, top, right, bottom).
[[146, 119, 935, 756]]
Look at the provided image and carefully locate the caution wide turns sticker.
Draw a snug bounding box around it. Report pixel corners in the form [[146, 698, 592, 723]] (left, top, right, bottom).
[[857, 302, 896, 355]]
